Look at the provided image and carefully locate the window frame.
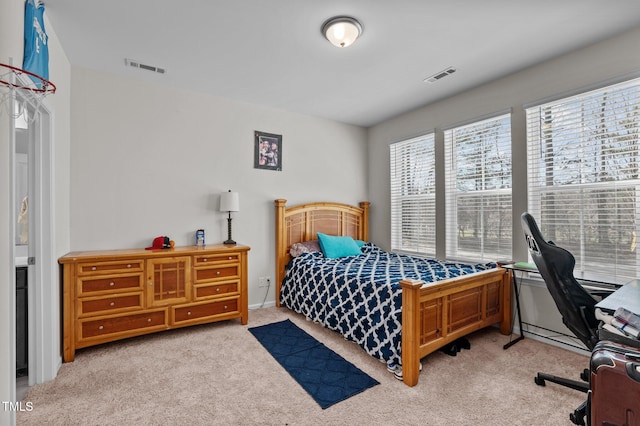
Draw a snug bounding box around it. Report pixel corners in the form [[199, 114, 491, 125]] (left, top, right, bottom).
[[444, 112, 513, 262], [389, 133, 436, 257], [525, 77, 640, 280]]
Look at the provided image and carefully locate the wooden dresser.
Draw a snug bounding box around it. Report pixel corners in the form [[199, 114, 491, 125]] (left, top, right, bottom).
[[60, 244, 250, 362]]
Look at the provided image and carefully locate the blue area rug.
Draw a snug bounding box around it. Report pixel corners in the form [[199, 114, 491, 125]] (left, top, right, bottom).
[[249, 319, 379, 409]]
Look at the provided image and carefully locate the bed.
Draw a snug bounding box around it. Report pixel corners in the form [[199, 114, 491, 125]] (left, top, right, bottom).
[[275, 199, 512, 386]]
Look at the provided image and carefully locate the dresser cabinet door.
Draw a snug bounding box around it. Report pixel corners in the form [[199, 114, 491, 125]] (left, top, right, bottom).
[[146, 256, 191, 307]]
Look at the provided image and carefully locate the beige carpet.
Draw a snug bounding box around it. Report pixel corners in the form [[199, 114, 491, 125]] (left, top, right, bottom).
[[18, 307, 588, 425]]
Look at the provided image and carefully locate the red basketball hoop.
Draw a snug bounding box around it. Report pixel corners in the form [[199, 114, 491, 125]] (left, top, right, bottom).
[[0, 62, 56, 121], [0, 62, 56, 94]]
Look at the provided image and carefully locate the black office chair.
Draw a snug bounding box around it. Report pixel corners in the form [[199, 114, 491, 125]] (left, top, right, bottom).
[[521, 212, 600, 426]]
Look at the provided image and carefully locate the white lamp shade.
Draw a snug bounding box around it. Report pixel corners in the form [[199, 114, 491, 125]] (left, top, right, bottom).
[[220, 191, 239, 212], [322, 17, 362, 48]]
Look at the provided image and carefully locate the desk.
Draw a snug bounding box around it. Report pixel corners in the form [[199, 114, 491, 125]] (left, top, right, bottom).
[[501, 263, 530, 349], [595, 280, 640, 348], [595, 279, 640, 314], [501, 262, 630, 350]]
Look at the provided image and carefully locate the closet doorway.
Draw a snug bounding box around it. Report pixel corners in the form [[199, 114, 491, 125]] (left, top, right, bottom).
[[12, 88, 56, 400]]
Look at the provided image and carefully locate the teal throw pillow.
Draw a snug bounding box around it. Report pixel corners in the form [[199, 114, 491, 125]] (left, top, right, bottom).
[[317, 232, 362, 258]]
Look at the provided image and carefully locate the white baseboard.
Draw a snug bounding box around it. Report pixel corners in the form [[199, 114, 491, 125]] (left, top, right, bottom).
[[249, 300, 276, 310], [512, 323, 590, 356]]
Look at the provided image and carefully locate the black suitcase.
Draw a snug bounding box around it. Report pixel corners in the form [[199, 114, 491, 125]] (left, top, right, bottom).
[[589, 341, 640, 426]]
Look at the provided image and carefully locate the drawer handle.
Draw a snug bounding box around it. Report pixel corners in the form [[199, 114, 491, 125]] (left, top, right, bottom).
[[98, 325, 104, 330], [216, 271, 221, 275], [110, 302, 115, 307], [216, 288, 220, 292], [203, 258, 207, 262], [127, 264, 132, 268], [224, 305, 228, 310], [92, 266, 97, 271], [147, 318, 152, 323], [228, 256, 232, 260], [109, 282, 115, 286], [187, 311, 191, 316]]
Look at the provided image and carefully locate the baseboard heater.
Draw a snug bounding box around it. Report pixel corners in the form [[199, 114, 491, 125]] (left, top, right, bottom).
[[516, 322, 590, 354]]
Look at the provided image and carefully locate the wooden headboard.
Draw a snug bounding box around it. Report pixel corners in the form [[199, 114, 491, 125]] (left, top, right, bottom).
[[274, 199, 370, 306]]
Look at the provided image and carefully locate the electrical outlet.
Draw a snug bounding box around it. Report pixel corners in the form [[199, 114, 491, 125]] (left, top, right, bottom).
[[258, 276, 271, 288]]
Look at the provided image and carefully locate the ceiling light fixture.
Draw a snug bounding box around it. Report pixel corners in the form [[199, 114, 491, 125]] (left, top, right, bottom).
[[321, 16, 363, 48]]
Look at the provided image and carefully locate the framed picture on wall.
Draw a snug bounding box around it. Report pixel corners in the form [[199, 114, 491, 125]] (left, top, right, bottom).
[[254, 130, 282, 171]]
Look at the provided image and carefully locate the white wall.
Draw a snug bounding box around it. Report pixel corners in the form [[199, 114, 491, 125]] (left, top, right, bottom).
[[49, 21, 72, 287], [367, 26, 640, 343], [69, 67, 368, 306]]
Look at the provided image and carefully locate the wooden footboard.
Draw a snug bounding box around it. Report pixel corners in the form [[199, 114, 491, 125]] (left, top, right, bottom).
[[399, 267, 512, 386]]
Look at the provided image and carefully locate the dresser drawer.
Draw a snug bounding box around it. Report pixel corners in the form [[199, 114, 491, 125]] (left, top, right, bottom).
[[78, 274, 143, 296], [172, 298, 238, 324], [78, 260, 143, 275], [193, 253, 239, 266], [194, 281, 239, 300], [194, 265, 239, 283], [80, 310, 167, 340], [78, 292, 144, 317]]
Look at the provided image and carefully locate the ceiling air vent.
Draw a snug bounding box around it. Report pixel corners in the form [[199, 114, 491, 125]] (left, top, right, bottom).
[[124, 58, 166, 74], [424, 66, 456, 83]]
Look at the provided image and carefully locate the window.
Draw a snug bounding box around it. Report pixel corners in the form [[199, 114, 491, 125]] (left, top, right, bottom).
[[526, 78, 640, 279], [445, 113, 512, 261], [390, 133, 435, 256]]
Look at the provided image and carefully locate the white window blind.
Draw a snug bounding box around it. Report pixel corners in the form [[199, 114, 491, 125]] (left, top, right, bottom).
[[390, 133, 435, 256], [445, 113, 512, 262], [526, 77, 640, 279]]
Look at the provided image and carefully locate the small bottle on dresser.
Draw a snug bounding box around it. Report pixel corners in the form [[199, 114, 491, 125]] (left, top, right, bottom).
[[196, 229, 205, 247]]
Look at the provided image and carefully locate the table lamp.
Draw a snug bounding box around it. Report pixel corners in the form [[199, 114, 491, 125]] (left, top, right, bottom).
[[220, 190, 239, 245]]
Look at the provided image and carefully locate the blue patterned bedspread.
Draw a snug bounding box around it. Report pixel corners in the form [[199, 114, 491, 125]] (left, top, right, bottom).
[[280, 244, 496, 365]]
